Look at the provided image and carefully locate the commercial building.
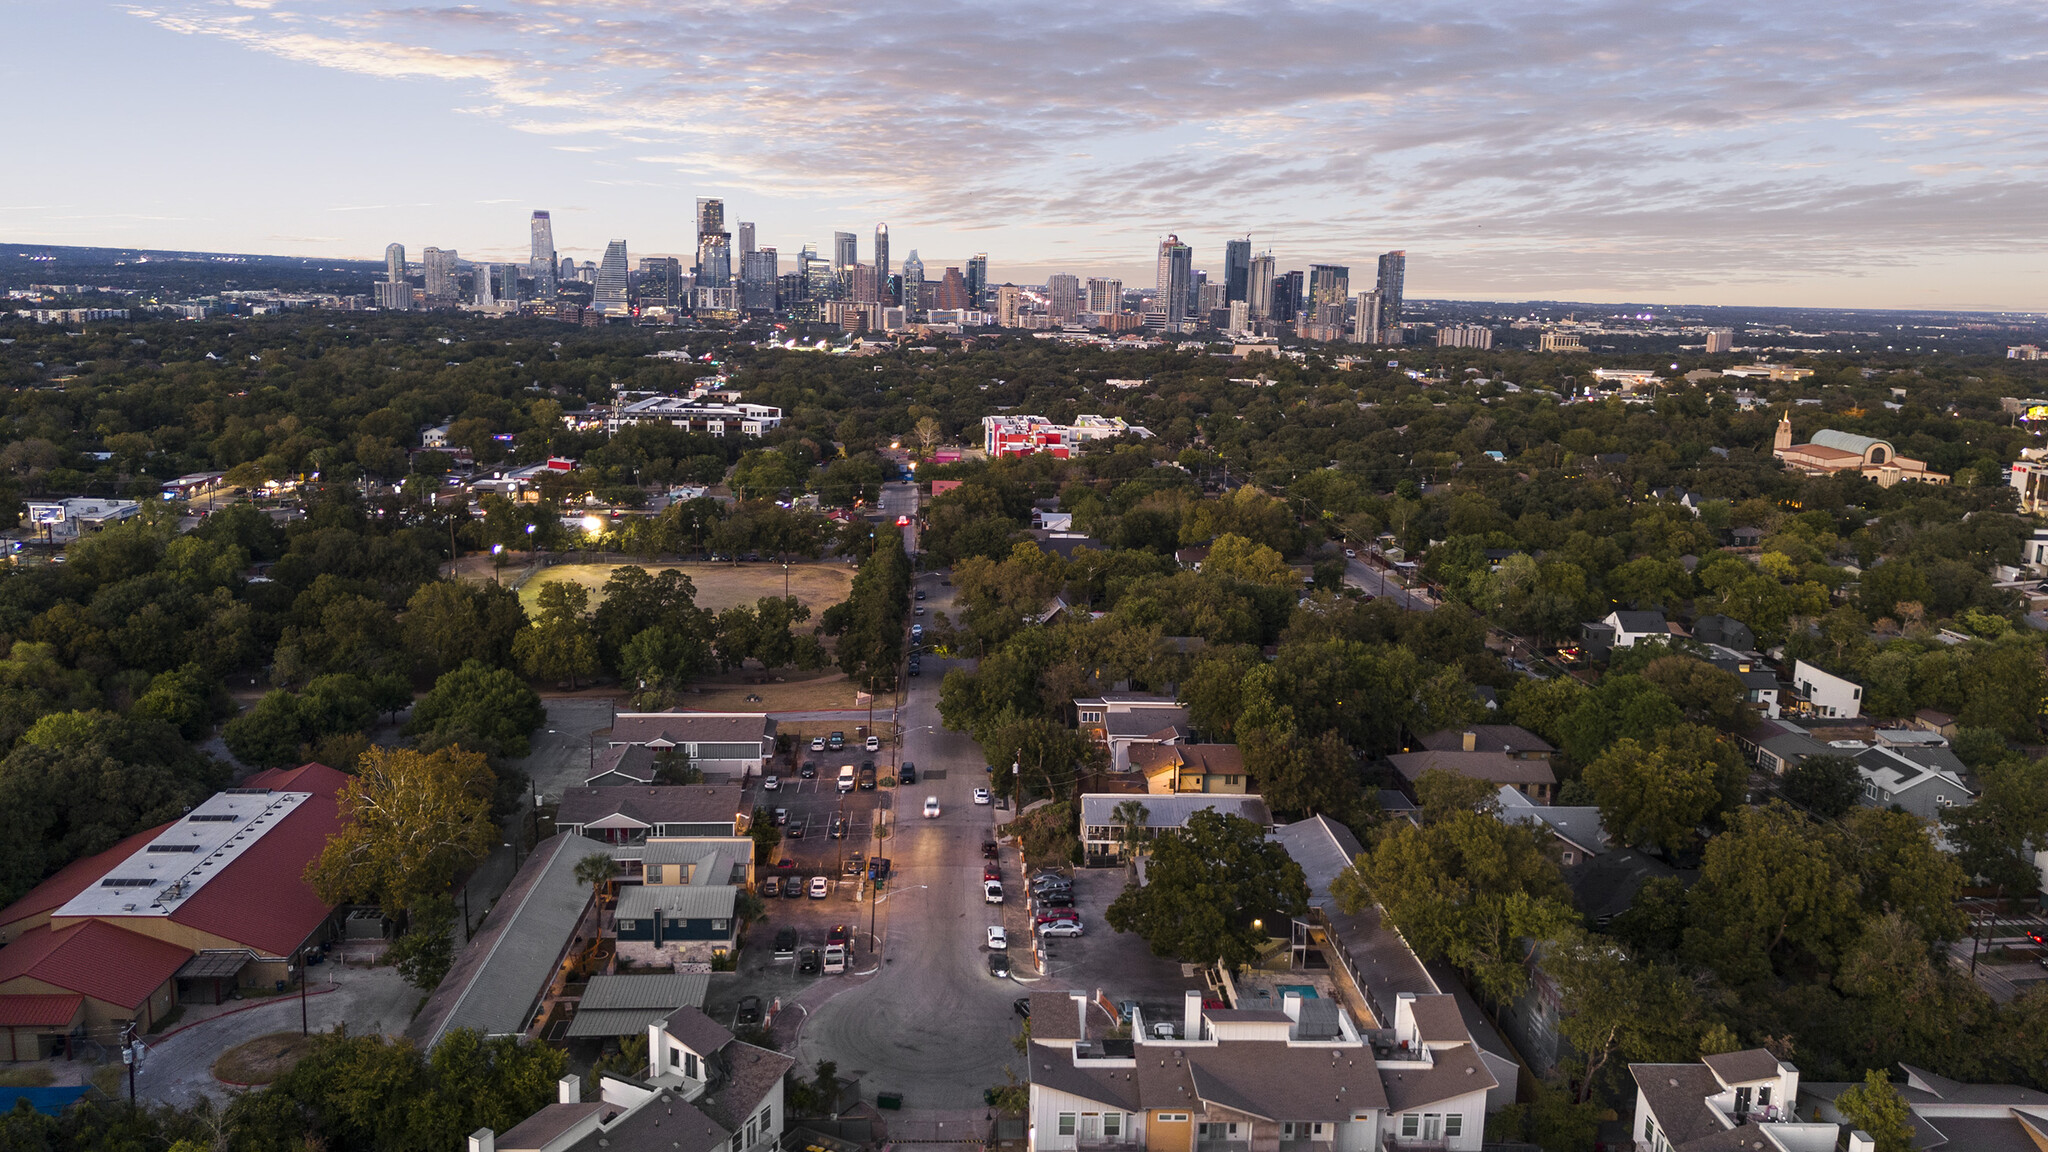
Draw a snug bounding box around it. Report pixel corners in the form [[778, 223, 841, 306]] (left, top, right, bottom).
[[967, 253, 989, 308], [605, 713, 778, 777], [423, 247, 459, 302], [594, 241, 631, 315], [1704, 327, 1735, 353], [1086, 278, 1123, 317], [1376, 250, 1406, 337], [1539, 332, 1583, 352], [1437, 325, 1493, 349], [531, 211, 558, 298], [1772, 414, 1948, 486], [607, 396, 783, 438], [1156, 235, 1193, 331], [982, 414, 1152, 459]]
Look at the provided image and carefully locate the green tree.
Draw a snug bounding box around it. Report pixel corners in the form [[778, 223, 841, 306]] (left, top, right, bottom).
[[1838, 807, 1968, 941], [1683, 802, 1862, 983], [514, 616, 600, 690], [1239, 727, 1359, 820], [748, 806, 783, 864], [1545, 938, 1703, 1102], [306, 745, 499, 915], [1834, 1069, 1917, 1152], [1105, 810, 1309, 969], [575, 851, 616, 895], [1781, 753, 1862, 819], [222, 690, 310, 768], [1111, 799, 1151, 859], [1641, 655, 1750, 729], [1582, 736, 1721, 851], [386, 894, 457, 991], [403, 579, 528, 674], [1942, 756, 2048, 898], [407, 659, 546, 759]]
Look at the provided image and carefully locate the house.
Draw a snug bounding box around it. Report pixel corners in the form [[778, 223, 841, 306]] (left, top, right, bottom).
[[640, 838, 753, 889], [1387, 750, 1556, 805], [1789, 660, 1862, 720], [1632, 1049, 1839, 1152], [1701, 644, 1781, 718], [479, 1005, 792, 1152], [613, 886, 739, 964], [553, 787, 748, 861], [586, 745, 662, 787], [1173, 545, 1211, 571], [410, 834, 624, 1050], [605, 714, 776, 779], [1826, 742, 1976, 822], [1024, 988, 1494, 1152], [1496, 788, 1608, 868], [1077, 794, 1271, 861], [1128, 744, 1248, 795], [1579, 610, 1670, 661], [1737, 719, 1835, 775], [1913, 709, 1959, 740], [1564, 848, 1681, 928], [1416, 726, 1553, 762], [1773, 413, 1948, 487], [1074, 695, 1191, 772], [0, 764, 348, 1044], [1692, 615, 1756, 652], [1801, 1063, 2048, 1152]]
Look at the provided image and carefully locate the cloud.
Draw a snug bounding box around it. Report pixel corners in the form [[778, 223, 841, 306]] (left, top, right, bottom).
[[119, 0, 2048, 295]]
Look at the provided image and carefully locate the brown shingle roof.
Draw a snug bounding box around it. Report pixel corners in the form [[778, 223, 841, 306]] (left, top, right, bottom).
[[1631, 1063, 1728, 1149], [608, 713, 772, 748], [498, 1102, 607, 1151], [1702, 1049, 1783, 1086], [700, 1041, 796, 1133], [1405, 995, 1467, 1043], [555, 786, 745, 829], [660, 1005, 736, 1055], [1388, 751, 1557, 788], [1030, 1056, 1142, 1111], [1416, 726, 1554, 755], [1377, 1043, 1497, 1112], [1187, 1043, 1390, 1119]]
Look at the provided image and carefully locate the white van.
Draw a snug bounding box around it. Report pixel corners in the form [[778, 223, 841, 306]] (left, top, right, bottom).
[[822, 944, 847, 974], [838, 765, 857, 793]]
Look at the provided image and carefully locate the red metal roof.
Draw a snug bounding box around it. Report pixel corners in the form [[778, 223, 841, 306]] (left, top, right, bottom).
[[0, 824, 174, 929], [168, 762, 349, 956], [0, 993, 84, 1028], [0, 921, 189, 1009]]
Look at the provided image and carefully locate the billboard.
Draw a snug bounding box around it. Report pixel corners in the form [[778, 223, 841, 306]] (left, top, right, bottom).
[[26, 503, 65, 526]]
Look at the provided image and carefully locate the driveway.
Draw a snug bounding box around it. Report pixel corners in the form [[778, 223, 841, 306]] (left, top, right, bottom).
[[133, 964, 417, 1108]]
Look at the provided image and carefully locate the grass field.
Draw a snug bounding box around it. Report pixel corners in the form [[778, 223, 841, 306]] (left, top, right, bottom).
[[213, 1031, 320, 1086], [509, 560, 855, 617]]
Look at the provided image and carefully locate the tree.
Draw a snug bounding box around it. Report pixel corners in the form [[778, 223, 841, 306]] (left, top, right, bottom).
[[977, 713, 1097, 801], [222, 690, 309, 768], [748, 806, 783, 864], [407, 660, 546, 759], [1834, 1069, 1917, 1152], [1641, 656, 1750, 730], [1683, 802, 1861, 983], [1239, 727, 1359, 819], [1838, 807, 1968, 941], [1412, 769, 1501, 824], [1544, 938, 1703, 1102], [1582, 736, 1721, 851], [386, 894, 457, 991], [1200, 533, 1298, 587], [1105, 810, 1309, 969], [1781, 753, 1862, 819], [514, 615, 600, 689], [1335, 809, 1577, 1002], [914, 415, 942, 456], [306, 745, 499, 915], [1942, 756, 2048, 897], [1111, 799, 1150, 859], [403, 580, 528, 674], [575, 852, 616, 897]]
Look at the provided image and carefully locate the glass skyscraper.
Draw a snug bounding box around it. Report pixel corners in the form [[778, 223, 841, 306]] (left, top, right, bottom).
[[1224, 239, 1251, 304], [529, 211, 557, 298], [966, 253, 988, 309], [1155, 235, 1192, 330], [594, 240, 631, 314]]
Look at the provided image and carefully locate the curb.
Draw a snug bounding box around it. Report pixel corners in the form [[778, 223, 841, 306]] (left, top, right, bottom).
[[150, 985, 341, 1044]]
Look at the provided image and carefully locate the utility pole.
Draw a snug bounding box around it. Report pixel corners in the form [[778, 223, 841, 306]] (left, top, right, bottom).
[[121, 1022, 137, 1103], [299, 947, 310, 1035]]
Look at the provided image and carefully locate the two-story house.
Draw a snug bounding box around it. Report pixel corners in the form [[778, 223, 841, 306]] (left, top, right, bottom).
[[1025, 989, 1494, 1152], [553, 787, 747, 869], [475, 1005, 792, 1152], [1700, 644, 1780, 719], [1129, 745, 1249, 795], [1631, 1049, 1838, 1152], [1075, 695, 1193, 772], [1825, 742, 1976, 822], [1579, 610, 1670, 661], [1788, 660, 1862, 720], [1077, 794, 1272, 863]]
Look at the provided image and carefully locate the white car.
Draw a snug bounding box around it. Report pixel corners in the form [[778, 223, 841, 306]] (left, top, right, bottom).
[[1344, 548, 1357, 558], [972, 788, 991, 805], [987, 926, 1008, 951], [923, 796, 941, 818], [1039, 919, 1083, 937], [762, 774, 780, 791], [865, 735, 880, 752], [810, 737, 825, 752], [809, 875, 830, 898], [984, 880, 1005, 904]]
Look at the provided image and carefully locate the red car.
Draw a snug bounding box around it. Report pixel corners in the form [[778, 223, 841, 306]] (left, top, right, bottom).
[[1034, 909, 1081, 924], [984, 864, 1001, 881]]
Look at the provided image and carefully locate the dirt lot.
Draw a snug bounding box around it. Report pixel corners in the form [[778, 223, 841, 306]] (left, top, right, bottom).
[[506, 559, 854, 616], [669, 668, 869, 712]]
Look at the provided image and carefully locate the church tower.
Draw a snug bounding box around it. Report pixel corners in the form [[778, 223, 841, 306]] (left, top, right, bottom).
[[1774, 411, 1793, 454]]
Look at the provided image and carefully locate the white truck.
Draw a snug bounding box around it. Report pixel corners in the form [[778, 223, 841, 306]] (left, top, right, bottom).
[[837, 765, 856, 793], [822, 943, 847, 974]]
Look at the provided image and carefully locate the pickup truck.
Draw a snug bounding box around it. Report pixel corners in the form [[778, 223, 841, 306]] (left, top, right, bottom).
[[828, 731, 846, 751], [822, 944, 847, 974]]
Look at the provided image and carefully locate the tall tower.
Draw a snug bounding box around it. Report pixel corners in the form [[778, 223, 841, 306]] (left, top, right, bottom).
[[833, 232, 858, 273], [874, 224, 890, 297], [594, 240, 630, 314], [738, 222, 756, 259], [385, 243, 406, 284], [900, 250, 926, 316], [1224, 238, 1251, 304], [529, 212, 557, 298], [1155, 235, 1192, 330], [1247, 252, 1275, 321], [967, 253, 988, 309], [1376, 250, 1406, 339], [696, 198, 725, 241], [423, 247, 457, 299], [1775, 412, 1793, 454], [474, 262, 497, 306], [1046, 274, 1081, 322], [1086, 278, 1122, 316]]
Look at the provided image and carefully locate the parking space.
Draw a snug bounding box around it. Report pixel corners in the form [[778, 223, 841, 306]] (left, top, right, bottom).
[[1014, 863, 1205, 1015]]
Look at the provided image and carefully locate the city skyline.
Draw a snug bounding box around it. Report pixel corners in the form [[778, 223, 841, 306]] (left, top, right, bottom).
[[11, 1, 2048, 309]]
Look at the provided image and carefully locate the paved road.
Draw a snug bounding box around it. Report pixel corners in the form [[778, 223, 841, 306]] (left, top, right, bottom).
[[880, 481, 921, 553], [793, 648, 1024, 1109], [1344, 555, 1432, 611]]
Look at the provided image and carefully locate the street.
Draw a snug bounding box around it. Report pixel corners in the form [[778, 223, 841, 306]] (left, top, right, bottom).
[[1344, 553, 1432, 611]]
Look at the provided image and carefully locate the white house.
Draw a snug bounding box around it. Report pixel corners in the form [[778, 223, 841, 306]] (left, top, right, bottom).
[[1631, 1049, 1839, 1152], [1790, 660, 1862, 720]]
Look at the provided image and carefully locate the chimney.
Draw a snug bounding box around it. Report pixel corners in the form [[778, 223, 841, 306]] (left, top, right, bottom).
[[1184, 989, 1203, 1041], [1461, 731, 1476, 752], [468, 1130, 495, 1152], [1078, 993, 1090, 1042], [558, 1074, 581, 1104], [1848, 1133, 1874, 1152], [1282, 991, 1303, 1021]]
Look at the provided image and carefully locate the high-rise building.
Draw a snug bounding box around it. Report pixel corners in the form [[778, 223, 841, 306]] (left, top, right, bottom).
[[1188, 268, 1205, 319], [1273, 271, 1304, 323], [1309, 264, 1350, 310], [1224, 239, 1251, 304], [697, 235, 731, 291], [737, 222, 756, 259], [1705, 327, 1735, 354], [696, 198, 724, 241], [873, 224, 890, 299], [560, 255, 577, 285], [374, 280, 411, 310], [1352, 291, 1383, 344], [1437, 325, 1493, 349], [423, 247, 458, 300], [1086, 278, 1122, 316], [1197, 281, 1226, 315], [474, 262, 497, 306], [1376, 251, 1406, 338], [593, 241, 630, 314], [497, 264, 518, 302], [900, 250, 926, 317], [851, 264, 881, 303], [966, 254, 988, 309], [1228, 301, 1250, 334], [934, 267, 971, 311], [833, 232, 858, 273], [1247, 253, 1276, 321], [1155, 235, 1193, 331], [529, 212, 557, 298], [996, 285, 1024, 328], [1047, 274, 1081, 322], [639, 257, 682, 310], [741, 248, 778, 311], [385, 243, 406, 284], [805, 245, 838, 300]]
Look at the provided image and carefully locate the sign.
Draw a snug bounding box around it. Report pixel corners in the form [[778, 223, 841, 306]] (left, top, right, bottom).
[[26, 503, 64, 526]]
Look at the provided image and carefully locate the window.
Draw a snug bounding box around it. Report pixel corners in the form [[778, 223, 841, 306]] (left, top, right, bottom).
[[1081, 711, 1102, 724], [713, 919, 730, 932], [669, 1046, 682, 1068], [1757, 1087, 1771, 1108], [1399, 1115, 1418, 1138], [619, 919, 637, 931], [1561, 851, 1576, 866], [685, 1052, 699, 1080], [1059, 1114, 1077, 1137], [1444, 1115, 1461, 1138], [1156, 1114, 1188, 1124], [1103, 1113, 1122, 1138]]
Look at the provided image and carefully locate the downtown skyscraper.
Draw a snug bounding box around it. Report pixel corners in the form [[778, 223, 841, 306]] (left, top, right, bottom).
[[385, 243, 405, 284], [423, 246, 458, 301], [899, 250, 925, 316], [1246, 251, 1276, 322], [874, 224, 890, 301], [594, 241, 630, 314], [1155, 235, 1193, 330], [529, 211, 557, 298], [966, 254, 988, 310], [1223, 238, 1251, 304], [833, 232, 858, 274], [696, 198, 730, 290], [1376, 251, 1406, 342]]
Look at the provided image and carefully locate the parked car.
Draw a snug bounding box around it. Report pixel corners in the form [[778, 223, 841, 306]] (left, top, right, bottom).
[[1035, 891, 1074, 909], [809, 875, 830, 898], [982, 841, 999, 860], [762, 774, 780, 791], [1034, 908, 1081, 924], [787, 819, 805, 839], [773, 928, 797, 957], [1038, 919, 1084, 938], [798, 947, 821, 974], [800, 760, 818, 778], [984, 880, 1004, 904], [828, 731, 845, 750], [984, 864, 1001, 882], [1013, 996, 1031, 1017], [987, 952, 1011, 978], [760, 875, 781, 898], [859, 765, 876, 790], [916, 589, 926, 600], [899, 763, 916, 784], [810, 737, 826, 752], [1152, 1021, 1176, 1039], [914, 606, 924, 615], [773, 808, 788, 826], [828, 924, 850, 948], [923, 796, 941, 818], [823, 944, 847, 974], [907, 662, 921, 677], [911, 624, 924, 640], [785, 875, 806, 898], [987, 926, 1008, 951], [830, 813, 848, 838], [736, 995, 762, 1024], [865, 735, 880, 752], [844, 853, 865, 875], [972, 787, 991, 805]]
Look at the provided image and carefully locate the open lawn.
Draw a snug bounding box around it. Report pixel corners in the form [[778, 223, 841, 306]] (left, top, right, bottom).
[[505, 559, 855, 617], [213, 1031, 320, 1086]]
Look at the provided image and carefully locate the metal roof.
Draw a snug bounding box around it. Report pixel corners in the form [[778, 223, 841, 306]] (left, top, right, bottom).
[[616, 884, 736, 920]]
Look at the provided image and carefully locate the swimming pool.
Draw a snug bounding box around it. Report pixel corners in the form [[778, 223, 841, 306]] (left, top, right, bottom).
[[1275, 983, 1318, 999]]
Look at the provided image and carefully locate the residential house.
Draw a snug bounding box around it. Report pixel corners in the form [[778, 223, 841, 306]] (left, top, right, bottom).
[[1416, 726, 1554, 762], [1495, 788, 1608, 868], [1387, 749, 1555, 805], [1825, 742, 1976, 823], [640, 838, 753, 890], [1129, 744, 1248, 795], [1077, 794, 1271, 862], [1801, 1063, 2048, 1151], [1788, 660, 1862, 720], [1074, 695, 1192, 772], [1174, 545, 1211, 571], [560, 972, 710, 1041], [586, 745, 662, 787], [613, 886, 739, 964], [1631, 1049, 1838, 1152], [1737, 719, 1834, 775], [1701, 645, 1780, 719], [552, 787, 748, 865], [1913, 709, 1959, 740], [1692, 615, 1756, 652], [606, 713, 777, 778], [1024, 988, 1494, 1152], [479, 1005, 791, 1152], [1579, 610, 1671, 661]]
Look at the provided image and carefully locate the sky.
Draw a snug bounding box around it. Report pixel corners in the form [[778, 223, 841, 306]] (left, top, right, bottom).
[[8, 0, 2048, 310]]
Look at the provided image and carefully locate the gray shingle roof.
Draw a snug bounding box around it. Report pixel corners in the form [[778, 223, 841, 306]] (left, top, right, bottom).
[[1388, 751, 1556, 787], [1079, 793, 1272, 831], [1416, 726, 1554, 755], [555, 785, 745, 830], [1703, 1048, 1783, 1086], [609, 713, 774, 748], [1376, 1043, 1494, 1111], [1272, 816, 1365, 911], [1631, 1063, 1726, 1148], [659, 1005, 735, 1055]]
